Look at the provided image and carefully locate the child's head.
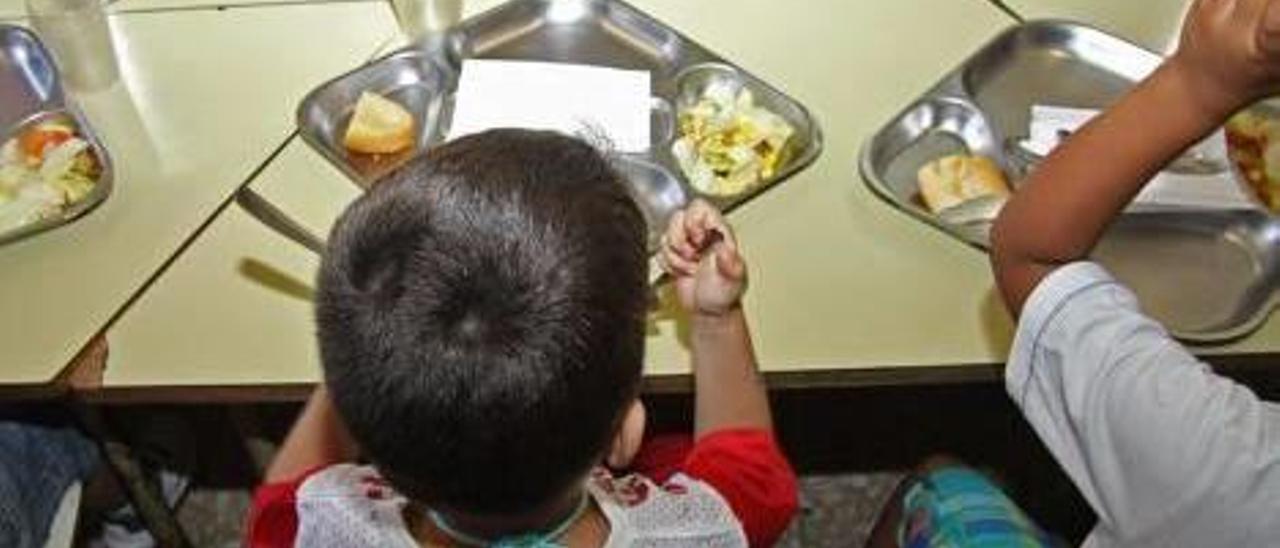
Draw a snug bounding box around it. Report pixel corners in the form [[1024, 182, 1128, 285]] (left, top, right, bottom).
[[316, 129, 650, 517]]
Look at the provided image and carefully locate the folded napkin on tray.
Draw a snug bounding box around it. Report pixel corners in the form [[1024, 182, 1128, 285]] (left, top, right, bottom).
[[1024, 105, 1257, 211], [448, 60, 652, 153]]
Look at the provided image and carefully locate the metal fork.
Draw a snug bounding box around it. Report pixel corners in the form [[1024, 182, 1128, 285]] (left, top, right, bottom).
[[235, 187, 326, 256]]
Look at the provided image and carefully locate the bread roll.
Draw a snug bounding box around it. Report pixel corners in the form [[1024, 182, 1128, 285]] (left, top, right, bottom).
[[343, 92, 415, 155], [916, 154, 1011, 213]]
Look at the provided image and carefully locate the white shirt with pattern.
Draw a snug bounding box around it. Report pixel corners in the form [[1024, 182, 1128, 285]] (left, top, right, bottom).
[[292, 464, 748, 547]]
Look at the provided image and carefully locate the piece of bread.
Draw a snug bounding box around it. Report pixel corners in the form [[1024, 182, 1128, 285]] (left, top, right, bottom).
[[343, 91, 416, 155], [916, 154, 1011, 213]]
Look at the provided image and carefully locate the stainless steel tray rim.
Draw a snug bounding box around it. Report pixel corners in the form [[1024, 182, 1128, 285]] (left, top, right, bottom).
[[0, 25, 66, 110], [297, 0, 824, 242], [856, 142, 986, 250]]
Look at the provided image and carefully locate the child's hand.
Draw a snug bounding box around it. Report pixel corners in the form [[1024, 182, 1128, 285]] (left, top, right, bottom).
[[659, 200, 747, 317], [663, 203, 774, 450], [1171, 0, 1280, 116]]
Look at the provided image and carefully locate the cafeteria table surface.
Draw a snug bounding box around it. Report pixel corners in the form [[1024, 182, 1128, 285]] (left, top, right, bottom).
[[0, 1, 397, 389], [3, 0, 1276, 401]]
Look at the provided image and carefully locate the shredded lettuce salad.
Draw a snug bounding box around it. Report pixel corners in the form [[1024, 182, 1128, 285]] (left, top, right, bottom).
[[0, 122, 99, 232], [672, 81, 794, 197]]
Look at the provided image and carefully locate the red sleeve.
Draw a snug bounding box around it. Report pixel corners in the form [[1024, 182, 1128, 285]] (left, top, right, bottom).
[[681, 429, 799, 548], [245, 467, 325, 548]]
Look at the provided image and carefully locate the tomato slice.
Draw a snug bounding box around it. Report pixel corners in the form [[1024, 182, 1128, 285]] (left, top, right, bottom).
[[18, 125, 74, 163]]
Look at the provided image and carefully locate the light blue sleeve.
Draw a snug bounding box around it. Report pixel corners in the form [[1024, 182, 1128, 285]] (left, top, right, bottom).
[[1007, 262, 1280, 546]]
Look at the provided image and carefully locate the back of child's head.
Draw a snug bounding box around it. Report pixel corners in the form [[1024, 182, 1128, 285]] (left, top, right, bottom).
[[315, 129, 650, 515]]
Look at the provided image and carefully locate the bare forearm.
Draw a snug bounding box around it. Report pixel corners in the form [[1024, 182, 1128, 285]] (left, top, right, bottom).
[[992, 63, 1234, 314], [265, 385, 360, 482], [691, 307, 773, 437]]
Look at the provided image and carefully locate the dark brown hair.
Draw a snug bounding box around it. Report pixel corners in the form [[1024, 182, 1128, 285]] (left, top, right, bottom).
[[316, 129, 649, 514]]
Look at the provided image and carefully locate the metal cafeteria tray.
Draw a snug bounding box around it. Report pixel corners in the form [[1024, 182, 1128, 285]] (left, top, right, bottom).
[[298, 0, 821, 249], [0, 25, 113, 246], [861, 20, 1276, 342]]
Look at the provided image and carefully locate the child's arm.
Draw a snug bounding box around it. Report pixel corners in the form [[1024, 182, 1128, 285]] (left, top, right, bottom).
[[659, 201, 772, 437], [992, 0, 1280, 316], [247, 387, 359, 546], [264, 385, 360, 482], [988, 2, 1280, 542], [660, 202, 797, 547]]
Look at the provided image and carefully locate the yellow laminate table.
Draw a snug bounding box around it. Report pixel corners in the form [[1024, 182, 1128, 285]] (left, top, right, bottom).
[[0, 0, 22, 19], [1005, 0, 1191, 52], [0, 0, 378, 20], [102, 0, 1022, 398], [108, 0, 378, 14], [0, 2, 396, 389]]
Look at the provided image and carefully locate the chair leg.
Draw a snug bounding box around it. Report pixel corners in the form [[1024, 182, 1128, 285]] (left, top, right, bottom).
[[71, 402, 192, 548]]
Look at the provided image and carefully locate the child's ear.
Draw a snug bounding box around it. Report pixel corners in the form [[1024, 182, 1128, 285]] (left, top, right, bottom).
[[606, 400, 646, 470]]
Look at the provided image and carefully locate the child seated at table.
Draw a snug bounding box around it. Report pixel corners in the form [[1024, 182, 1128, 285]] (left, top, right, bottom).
[[245, 129, 796, 547], [990, 0, 1280, 544]]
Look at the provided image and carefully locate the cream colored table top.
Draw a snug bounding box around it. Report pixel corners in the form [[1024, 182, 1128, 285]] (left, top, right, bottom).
[[0, 0, 23, 19], [104, 0, 1023, 394], [1008, 0, 1190, 52], [0, 2, 396, 387], [106, 144, 337, 391], [0, 0, 378, 20], [109, 0, 376, 14]]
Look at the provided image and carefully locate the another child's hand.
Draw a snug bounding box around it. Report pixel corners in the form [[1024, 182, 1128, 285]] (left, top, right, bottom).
[[659, 200, 747, 317], [1172, 0, 1280, 116]]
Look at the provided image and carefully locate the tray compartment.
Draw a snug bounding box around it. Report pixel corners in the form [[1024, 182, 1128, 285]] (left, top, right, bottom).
[[1098, 211, 1279, 339], [462, 0, 689, 74], [863, 97, 1000, 216], [613, 156, 686, 249], [297, 51, 455, 186], [0, 27, 62, 130], [0, 26, 112, 246], [961, 23, 1159, 150], [670, 62, 822, 206]]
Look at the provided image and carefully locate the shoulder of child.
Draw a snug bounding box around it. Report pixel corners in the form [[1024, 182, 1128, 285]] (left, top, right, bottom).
[[294, 463, 396, 500], [292, 464, 416, 548], [588, 468, 748, 546]]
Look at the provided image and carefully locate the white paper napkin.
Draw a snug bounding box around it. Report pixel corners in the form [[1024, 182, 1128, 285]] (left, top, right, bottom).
[[1026, 105, 1257, 211], [448, 60, 652, 153]]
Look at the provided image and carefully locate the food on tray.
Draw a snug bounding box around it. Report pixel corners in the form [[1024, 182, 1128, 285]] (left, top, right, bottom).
[[0, 119, 102, 232], [672, 81, 794, 196], [343, 91, 415, 155], [916, 154, 1011, 213], [1226, 109, 1280, 211]]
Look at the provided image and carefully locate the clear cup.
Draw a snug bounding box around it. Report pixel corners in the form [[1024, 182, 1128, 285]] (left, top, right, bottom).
[[25, 0, 120, 92], [390, 0, 462, 42]]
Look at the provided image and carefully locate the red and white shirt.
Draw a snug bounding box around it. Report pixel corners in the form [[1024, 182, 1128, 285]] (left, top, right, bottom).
[[248, 429, 797, 548]]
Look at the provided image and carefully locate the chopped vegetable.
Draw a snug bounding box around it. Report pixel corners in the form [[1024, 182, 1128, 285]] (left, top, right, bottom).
[[18, 123, 74, 166], [1227, 110, 1280, 211], [672, 81, 794, 196], [0, 121, 100, 231]]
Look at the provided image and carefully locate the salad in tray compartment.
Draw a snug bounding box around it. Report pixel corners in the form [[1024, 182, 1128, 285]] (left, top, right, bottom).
[[673, 79, 795, 197], [0, 115, 103, 233]]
